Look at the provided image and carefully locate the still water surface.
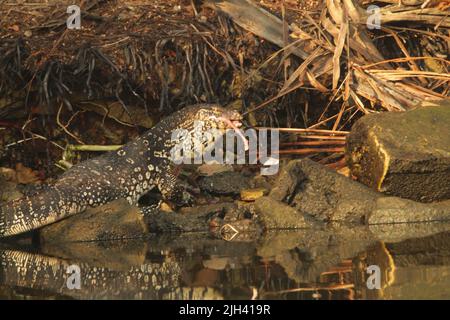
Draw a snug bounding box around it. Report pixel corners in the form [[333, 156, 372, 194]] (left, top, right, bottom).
[[1, 222, 450, 300]]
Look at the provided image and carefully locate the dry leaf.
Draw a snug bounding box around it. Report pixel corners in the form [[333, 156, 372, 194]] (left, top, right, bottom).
[[15, 163, 41, 184]]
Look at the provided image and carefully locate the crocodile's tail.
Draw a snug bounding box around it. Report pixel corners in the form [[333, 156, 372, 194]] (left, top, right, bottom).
[[0, 187, 85, 237]]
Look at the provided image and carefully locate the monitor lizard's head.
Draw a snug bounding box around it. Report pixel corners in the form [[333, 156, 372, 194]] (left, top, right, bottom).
[[176, 104, 244, 132], [159, 104, 248, 161]]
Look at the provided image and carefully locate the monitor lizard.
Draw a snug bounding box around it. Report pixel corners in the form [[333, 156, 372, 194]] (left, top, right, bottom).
[[0, 104, 244, 237]]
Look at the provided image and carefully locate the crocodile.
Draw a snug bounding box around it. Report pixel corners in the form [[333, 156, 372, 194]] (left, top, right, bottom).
[[0, 104, 243, 237]]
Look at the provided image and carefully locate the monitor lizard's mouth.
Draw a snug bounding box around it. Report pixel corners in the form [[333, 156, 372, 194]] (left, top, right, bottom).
[[216, 117, 243, 129], [212, 109, 243, 129], [214, 115, 248, 151]]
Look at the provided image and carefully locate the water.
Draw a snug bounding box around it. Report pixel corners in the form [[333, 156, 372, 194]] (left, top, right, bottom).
[[1, 222, 450, 300]]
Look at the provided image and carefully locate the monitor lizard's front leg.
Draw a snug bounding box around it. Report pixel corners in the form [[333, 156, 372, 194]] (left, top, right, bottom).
[[139, 168, 193, 217]]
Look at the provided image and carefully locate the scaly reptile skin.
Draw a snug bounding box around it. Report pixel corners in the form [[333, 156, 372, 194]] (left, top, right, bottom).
[[0, 104, 242, 237], [0, 249, 183, 299]]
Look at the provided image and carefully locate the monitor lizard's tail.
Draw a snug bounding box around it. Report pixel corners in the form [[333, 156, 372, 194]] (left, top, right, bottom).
[[0, 186, 86, 237]]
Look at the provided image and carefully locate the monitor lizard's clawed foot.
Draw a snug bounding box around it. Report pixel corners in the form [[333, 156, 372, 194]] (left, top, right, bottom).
[[172, 189, 195, 208]]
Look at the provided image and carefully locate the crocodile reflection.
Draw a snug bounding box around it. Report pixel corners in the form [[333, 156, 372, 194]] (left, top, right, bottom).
[[1, 223, 450, 300]]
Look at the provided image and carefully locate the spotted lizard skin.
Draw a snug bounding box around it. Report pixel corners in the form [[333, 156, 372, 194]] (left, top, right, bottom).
[[0, 249, 182, 299], [0, 104, 242, 237]]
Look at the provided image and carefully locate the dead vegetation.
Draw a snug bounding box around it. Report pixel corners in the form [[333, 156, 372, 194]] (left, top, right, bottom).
[[0, 0, 449, 172]]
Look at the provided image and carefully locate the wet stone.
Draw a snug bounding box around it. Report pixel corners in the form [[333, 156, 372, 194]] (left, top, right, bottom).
[[271, 159, 380, 223], [39, 199, 148, 243], [252, 196, 313, 229], [346, 102, 450, 202], [369, 198, 450, 225], [146, 203, 236, 233], [198, 171, 251, 196], [269, 159, 450, 226]]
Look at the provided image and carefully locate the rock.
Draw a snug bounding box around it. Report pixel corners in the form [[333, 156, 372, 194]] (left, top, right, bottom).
[[270, 159, 450, 225], [269, 160, 303, 202], [39, 199, 148, 243], [368, 222, 450, 244], [198, 171, 251, 195], [253, 196, 313, 229], [217, 219, 261, 241], [271, 159, 381, 223], [250, 174, 273, 191], [346, 103, 450, 202], [146, 203, 236, 233], [369, 198, 450, 225], [240, 188, 267, 201], [197, 163, 234, 176]]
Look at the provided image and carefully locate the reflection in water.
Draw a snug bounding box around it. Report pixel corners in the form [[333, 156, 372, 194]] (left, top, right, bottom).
[[1, 223, 450, 300]]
